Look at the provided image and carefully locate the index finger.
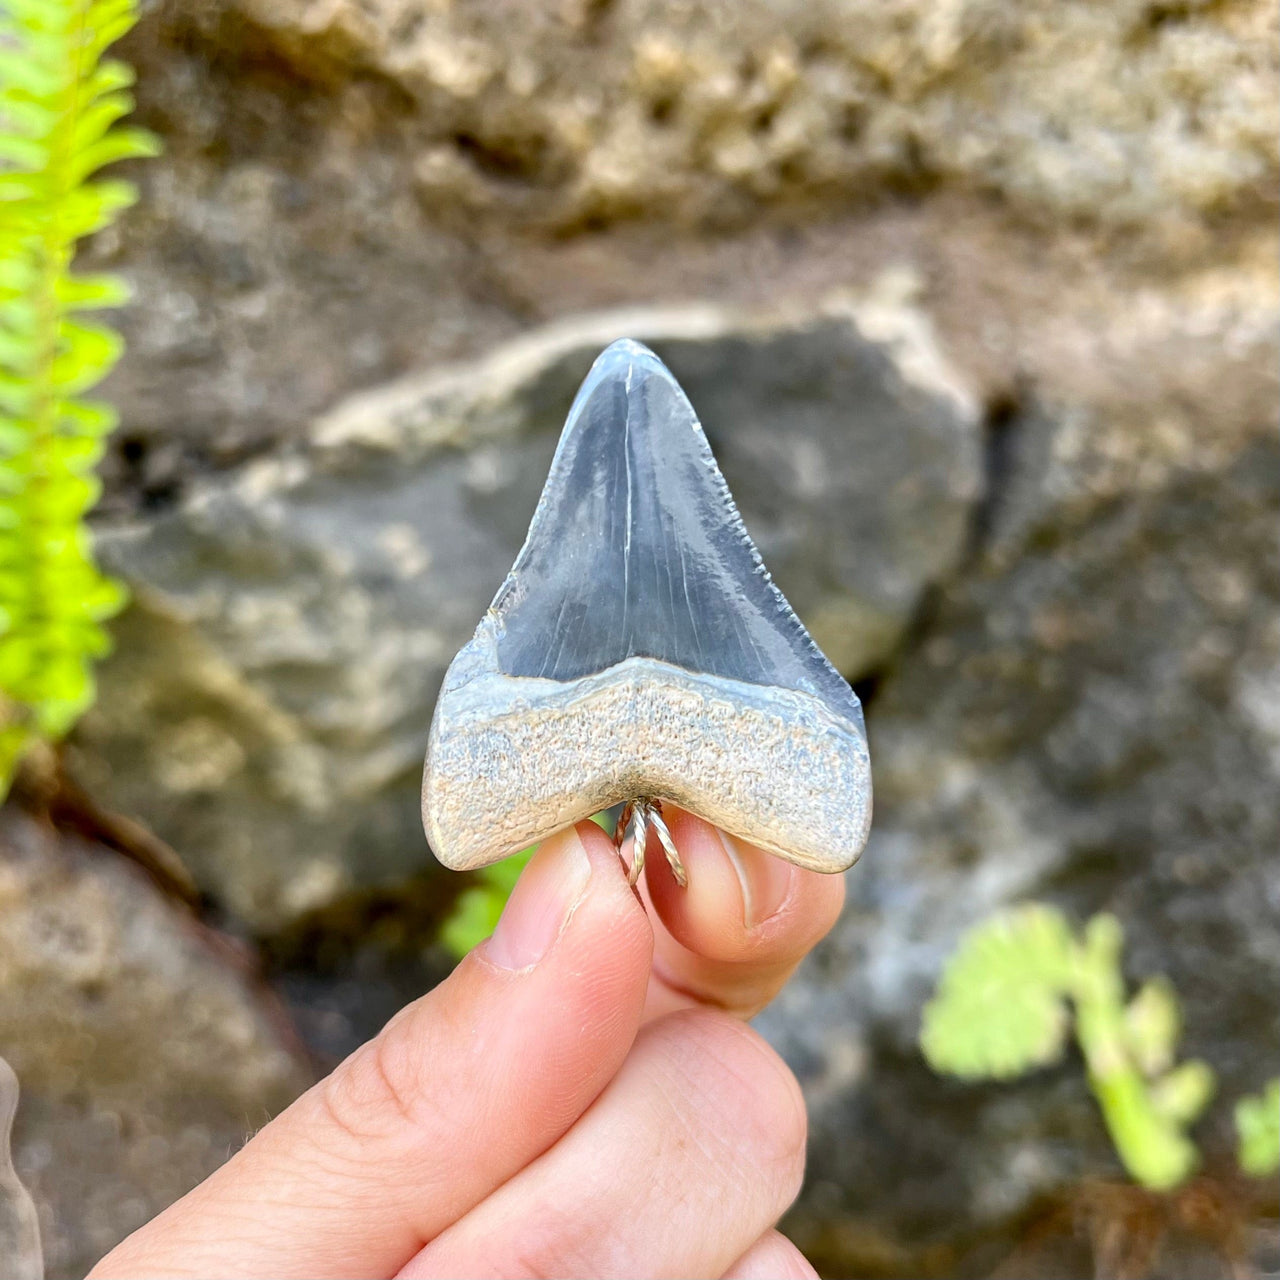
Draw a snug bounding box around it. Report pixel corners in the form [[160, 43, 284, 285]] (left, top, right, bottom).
[[640, 806, 846, 1020]]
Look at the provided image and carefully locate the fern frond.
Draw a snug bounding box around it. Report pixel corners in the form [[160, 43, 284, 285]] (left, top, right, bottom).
[[440, 847, 535, 958], [1235, 1078, 1280, 1178], [922, 903, 1219, 1191], [0, 0, 156, 790], [920, 903, 1075, 1079], [438, 814, 616, 957]]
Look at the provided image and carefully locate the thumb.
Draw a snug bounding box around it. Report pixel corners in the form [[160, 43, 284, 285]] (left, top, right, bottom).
[[92, 822, 653, 1280]]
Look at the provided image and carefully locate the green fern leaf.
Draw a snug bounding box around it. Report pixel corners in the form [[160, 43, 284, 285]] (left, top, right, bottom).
[[440, 847, 536, 958], [0, 0, 155, 793], [68, 127, 159, 185], [1235, 1079, 1280, 1177], [1123, 978, 1181, 1077], [0, 137, 47, 168], [437, 814, 614, 959], [0, 50, 60, 95], [1147, 1060, 1214, 1126], [55, 272, 130, 308], [921, 903, 1076, 1080]]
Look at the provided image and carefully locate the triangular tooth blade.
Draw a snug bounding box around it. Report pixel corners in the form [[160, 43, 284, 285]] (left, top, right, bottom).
[[492, 339, 864, 727], [424, 339, 871, 875]]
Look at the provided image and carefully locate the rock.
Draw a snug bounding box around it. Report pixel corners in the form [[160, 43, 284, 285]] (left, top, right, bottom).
[[196, 0, 1277, 237], [99, 0, 1275, 495], [763, 401, 1280, 1273], [90, 0, 1275, 513], [0, 1058, 40, 1280], [0, 813, 313, 1280], [76, 300, 981, 927]]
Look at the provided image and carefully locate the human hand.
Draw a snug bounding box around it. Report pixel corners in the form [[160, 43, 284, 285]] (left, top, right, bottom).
[[91, 809, 845, 1279]]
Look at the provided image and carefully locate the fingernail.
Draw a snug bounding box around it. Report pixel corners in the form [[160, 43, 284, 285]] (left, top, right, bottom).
[[717, 830, 794, 929], [486, 829, 592, 969]]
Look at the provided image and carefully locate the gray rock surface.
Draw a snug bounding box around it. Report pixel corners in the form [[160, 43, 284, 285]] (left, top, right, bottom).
[[179, 0, 1279, 234], [765, 408, 1280, 1272], [79, 301, 980, 927], [0, 1058, 41, 1280], [0, 813, 313, 1280], [99, 0, 1276, 489]]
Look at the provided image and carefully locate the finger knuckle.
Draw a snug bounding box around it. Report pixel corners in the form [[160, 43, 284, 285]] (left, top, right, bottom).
[[314, 1012, 443, 1151]]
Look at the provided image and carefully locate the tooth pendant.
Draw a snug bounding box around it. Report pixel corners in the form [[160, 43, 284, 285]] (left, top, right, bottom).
[[422, 339, 872, 887]]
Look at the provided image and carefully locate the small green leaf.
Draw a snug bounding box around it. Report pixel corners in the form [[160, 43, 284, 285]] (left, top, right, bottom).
[[0, 136, 46, 169], [0, 173, 43, 202], [1081, 912, 1124, 968], [68, 126, 160, 185], [52, 320, 124, 392], [56, 271, 131, 309], [82, 573, 128, 620], [439, 886, 506, 959], [71, 93, 134, 152], [920, 903, 1076, 1080], [57, 397, 118, 435], [1148, 1060, 1215, 1125], [1235, 1079, 1280, 1178], [1124, 977, 1181, 1077], [85, 58, 135, 95], [440, 847, 535, 958], [0, 373, 33, 415], [0, 48, 62, 95]]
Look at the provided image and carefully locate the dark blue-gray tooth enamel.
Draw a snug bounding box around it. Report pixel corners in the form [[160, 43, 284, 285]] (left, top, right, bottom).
[[491, 339, 864, 732]]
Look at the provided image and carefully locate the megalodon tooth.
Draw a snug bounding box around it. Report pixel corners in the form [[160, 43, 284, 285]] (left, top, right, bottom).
[[422, 338, 872, 877]]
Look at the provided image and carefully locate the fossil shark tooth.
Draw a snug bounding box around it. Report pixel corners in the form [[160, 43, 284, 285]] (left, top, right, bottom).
[[422, 338, 872, 875]]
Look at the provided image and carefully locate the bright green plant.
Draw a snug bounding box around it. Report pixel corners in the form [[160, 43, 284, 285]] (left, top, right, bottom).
[[440, 812, 614, 958], [1234, 1078, 1279, 1178], [0, 0, 156, 791], [921, 904, 1215, 1191], [440, 846, 536, 959]]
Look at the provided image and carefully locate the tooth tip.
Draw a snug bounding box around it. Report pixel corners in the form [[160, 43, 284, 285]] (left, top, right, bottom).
[[597, 336, 658, 359], [590, 337, 672, 387]]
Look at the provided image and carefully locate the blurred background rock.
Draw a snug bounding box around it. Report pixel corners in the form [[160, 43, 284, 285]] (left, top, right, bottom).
[[0, 0, 1276, 1275]]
